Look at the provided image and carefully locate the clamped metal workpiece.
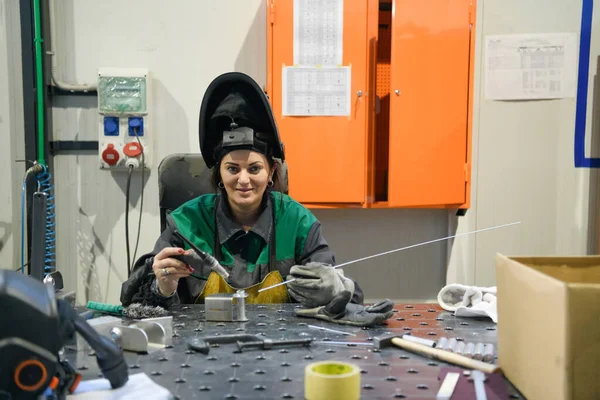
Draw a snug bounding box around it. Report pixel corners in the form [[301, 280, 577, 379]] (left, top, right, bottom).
[[83, 315, 173, 354], [205, 289, 248, 322]]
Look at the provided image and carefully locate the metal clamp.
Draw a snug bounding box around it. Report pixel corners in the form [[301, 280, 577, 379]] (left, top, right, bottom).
[[205, 289, 249, 322]]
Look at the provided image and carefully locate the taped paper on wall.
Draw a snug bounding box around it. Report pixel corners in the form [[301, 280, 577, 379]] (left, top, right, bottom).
[[484, 33, 578, 100], [282, 66, 351, 116], [293, 0, 344, 66]]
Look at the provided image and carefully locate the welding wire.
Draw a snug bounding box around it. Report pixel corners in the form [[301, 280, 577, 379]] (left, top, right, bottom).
[[307, 324, 356, 336], [446, 338, 458, 352], [258, 221, 521, 293], [436, 337, 449, 349], [463, 342, 475, 358], [482, 344, 495, 363], [454, 341, 466, 355], [473, 343, 485, 360], [314, 341, 374, 347]]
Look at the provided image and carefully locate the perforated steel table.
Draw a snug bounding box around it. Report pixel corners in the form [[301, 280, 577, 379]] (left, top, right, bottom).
[[66, 304, 524, 399]]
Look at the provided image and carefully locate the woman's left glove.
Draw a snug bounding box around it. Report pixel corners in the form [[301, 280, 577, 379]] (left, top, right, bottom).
[[287, 262, 355, 308], [294, 290, 394, 327]]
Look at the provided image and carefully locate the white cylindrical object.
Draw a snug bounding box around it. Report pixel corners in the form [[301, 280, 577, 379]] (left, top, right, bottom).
[[482, 344, 495, 363], [446, 338, 458, 352], [463, 342, 475, 358], [473, 342, 485, 360], [305, 361, 360, 400], [436, 337, 448, 349]]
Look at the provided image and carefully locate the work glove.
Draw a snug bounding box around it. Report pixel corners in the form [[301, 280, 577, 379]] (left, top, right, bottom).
[[294, 290, 395, 327], [287, 262, 355, 308]]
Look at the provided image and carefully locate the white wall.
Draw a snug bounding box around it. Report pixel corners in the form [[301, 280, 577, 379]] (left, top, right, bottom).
[[1, 0, 597, 304], [447, 0, 600, 287], [0, 0, 25, 271]]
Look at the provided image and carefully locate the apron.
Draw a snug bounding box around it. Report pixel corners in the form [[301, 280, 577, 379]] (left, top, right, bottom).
[[194, 195, 291, 304]]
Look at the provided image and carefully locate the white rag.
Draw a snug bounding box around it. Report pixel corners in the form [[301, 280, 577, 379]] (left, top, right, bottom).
[[437, 283, 498, 323], [68, 373, 173, 399]]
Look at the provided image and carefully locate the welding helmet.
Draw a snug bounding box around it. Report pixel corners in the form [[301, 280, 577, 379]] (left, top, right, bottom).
[[198, 72, 285, 169]]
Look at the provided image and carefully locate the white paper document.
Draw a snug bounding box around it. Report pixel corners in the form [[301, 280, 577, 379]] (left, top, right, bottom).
[[282, 66, 351, 116], [484, 33, 578, 100], [293, 0, 344, 66]]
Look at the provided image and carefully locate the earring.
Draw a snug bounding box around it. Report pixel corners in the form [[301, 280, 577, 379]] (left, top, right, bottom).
[[267, 180, 274, 187], [218, 181, 225, 189]]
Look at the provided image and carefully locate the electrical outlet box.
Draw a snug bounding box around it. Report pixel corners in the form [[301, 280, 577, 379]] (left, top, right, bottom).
[[97, 68, 152, 170]]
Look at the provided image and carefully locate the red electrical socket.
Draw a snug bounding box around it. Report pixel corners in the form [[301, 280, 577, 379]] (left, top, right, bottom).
[[101, 143, 120, 166], [123, 141, 143, 157]]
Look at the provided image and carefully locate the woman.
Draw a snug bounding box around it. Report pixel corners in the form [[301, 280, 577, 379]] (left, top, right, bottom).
[[120, 72, 364, 308]]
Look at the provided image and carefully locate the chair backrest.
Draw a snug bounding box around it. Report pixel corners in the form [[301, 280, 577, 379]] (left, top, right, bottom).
[[158, 153, 289, 232]]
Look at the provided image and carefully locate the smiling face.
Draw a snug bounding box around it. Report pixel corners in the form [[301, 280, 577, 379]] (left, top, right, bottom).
[[219, 150, 272, 212]]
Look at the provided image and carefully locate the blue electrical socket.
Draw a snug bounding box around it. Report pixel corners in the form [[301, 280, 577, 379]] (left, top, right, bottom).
[[128, 117, 144, 136], [103, 116, 119, 136]]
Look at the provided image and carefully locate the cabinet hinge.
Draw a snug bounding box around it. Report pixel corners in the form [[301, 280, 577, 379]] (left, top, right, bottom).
[[270, 0, 276, 25], [468, 2, 475, 25]]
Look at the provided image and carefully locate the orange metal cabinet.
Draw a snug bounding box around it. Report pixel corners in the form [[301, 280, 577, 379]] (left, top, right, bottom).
[[267, 0, 372, 205], [267, 0, 475, 209], [387, 0, 474, 208]]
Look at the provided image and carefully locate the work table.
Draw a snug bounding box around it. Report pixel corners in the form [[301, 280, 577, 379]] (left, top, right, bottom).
[[66, 303, 524, 399]]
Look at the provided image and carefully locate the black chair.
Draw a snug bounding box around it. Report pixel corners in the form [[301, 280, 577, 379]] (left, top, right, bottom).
[[158, 153, 288, 233]]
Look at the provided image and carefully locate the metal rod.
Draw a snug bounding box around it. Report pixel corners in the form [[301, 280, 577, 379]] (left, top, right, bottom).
[[307, 324, 356, 336], [314, 341, 374, 347], [259, 221, 521, 293]]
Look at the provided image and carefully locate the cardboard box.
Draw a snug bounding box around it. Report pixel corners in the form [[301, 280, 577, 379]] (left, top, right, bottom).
[[495, 254, 600, 400]]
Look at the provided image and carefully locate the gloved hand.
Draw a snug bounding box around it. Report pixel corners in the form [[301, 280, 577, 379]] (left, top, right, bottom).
[[287, 262, 355, 308], [294, 290, 395, 327]]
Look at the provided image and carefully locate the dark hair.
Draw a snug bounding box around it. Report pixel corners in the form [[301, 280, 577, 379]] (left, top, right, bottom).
[[210, 155, 287, 194]]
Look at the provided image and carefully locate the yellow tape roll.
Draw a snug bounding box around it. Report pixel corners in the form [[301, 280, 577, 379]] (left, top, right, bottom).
[[305, 361, 361, 400]]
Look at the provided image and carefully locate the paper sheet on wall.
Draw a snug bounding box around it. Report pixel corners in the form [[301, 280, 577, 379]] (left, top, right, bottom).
[[484, 33, 578, 100], [282, 66, 351, 116], [293, 0, 343, 66]]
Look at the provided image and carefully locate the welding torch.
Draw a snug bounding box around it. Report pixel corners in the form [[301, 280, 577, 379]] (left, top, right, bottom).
[[147, 230, 229, 281], [173, 230, 230, 280]]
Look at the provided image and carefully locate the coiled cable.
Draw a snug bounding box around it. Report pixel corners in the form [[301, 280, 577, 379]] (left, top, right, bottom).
[[35, 164, 56, 275]]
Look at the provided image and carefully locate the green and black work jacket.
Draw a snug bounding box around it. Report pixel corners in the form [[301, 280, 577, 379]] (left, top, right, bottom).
[[120, 191, 364, 307]]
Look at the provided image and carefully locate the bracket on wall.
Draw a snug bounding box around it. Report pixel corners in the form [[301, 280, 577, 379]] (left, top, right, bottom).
[[49, 140, 99, 155], [47, 85, 98, 97]]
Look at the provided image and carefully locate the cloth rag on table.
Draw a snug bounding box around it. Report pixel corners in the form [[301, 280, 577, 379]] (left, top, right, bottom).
[[68, 373, 172, 399], [437, 284, 498, 323]]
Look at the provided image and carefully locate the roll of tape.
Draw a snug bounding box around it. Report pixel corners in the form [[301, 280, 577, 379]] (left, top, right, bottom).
[[305, 361, 360, 400]]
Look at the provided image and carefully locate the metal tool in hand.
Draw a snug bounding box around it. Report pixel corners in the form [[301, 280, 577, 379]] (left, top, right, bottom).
[[173, 229, 230, 280], [258, 221, 521, 293]]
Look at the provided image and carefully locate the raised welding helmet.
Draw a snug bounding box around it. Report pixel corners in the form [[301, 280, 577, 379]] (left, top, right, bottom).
[[198, 72, 285, 169]]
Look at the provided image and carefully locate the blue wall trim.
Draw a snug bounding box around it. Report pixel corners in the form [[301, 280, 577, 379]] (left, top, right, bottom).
[[575, 0, 597, 167]]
